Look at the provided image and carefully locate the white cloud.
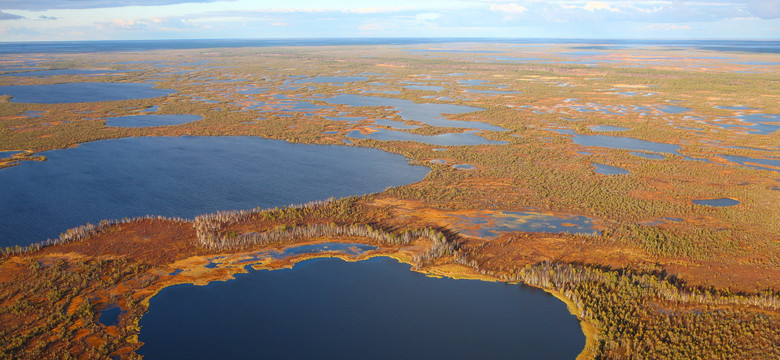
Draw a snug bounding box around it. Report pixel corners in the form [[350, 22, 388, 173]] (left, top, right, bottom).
[[583, 1, 620, 12], [415, 12, 441, 21], [489, 3, 529, 14], [0, 0, 224, 11]]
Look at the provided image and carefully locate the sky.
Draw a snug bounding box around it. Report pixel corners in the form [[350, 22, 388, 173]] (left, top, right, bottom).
[[0, 0, 778, 42]]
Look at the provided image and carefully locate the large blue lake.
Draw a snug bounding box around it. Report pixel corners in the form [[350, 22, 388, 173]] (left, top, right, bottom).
[[0, 82, 174, 103], [0, 136, 429, 248], [139, 257, 585, 360]]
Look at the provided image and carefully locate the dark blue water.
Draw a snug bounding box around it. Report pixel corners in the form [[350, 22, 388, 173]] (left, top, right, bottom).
[[105, 114, 202, 127], [138, 257, 585, 360], [99, 306, 122, 327], [0, 82, 174, 103], [0, 136, 429, 247]]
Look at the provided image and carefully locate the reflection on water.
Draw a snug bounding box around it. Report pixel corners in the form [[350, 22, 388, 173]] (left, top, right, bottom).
[[322, 94, 507, 131], [347, 128, 506, 146], [0, 82, 175, 103], [692, 198, 740, 207], [1, 68, 136, 77], [290, 76, 367, 84], [139, 257, 585, 360], [98, 306, 122, 327], [105, 114, 202, 127], [450, 210, 599, 238], [405, 85, 445, 92], [572, 134, 681, 154], [592, 162, 630, 175], [709, 114, 780, 135], [232, 243, 379, 265], [720, 154, 780, 173], [590, 125, 629, 132], [657, 105, 691, 114], [0, 136, 429, 248]]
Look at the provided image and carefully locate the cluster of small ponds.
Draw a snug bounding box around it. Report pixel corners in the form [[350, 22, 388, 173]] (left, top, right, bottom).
[[5, 52, 777, 358], [450, 211, 599, 238]]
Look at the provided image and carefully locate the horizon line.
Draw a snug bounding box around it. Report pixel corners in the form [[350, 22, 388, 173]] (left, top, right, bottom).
[[1, 36, 780, 44]]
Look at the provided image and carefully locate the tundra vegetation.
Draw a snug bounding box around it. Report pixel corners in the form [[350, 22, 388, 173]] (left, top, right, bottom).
[[0, 43, 778, 359]]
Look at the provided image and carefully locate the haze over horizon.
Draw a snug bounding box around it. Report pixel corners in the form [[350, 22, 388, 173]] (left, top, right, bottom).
[[0, 0, 778, 42]]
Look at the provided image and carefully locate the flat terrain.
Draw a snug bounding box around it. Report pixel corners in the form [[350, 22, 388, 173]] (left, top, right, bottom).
[[0, 42, 778, 359]]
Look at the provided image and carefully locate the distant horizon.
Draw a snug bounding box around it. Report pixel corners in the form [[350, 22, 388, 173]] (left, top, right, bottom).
[[2, 36, 779, 44], [2, 37, 778, 55]]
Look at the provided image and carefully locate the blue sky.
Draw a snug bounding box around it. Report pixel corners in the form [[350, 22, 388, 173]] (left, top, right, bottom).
[[0, 0, 778, 41]]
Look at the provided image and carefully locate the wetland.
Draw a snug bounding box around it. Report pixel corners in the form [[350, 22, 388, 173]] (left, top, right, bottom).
[[0, 39, 778, 360]]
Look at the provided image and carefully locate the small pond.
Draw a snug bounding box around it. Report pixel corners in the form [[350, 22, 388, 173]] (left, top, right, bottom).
[[715, 105, 755, 110], [591, 163, 630, 175], [450, 211, 599, 238], [347, 128, 506, 146], [692, 198, 740, 207], [138, 257, 585, 360], [464, 89, 522, 95], [322, 94, 506, 132], [572, 134, 680, 154], [290, 76, 367, 84], [98, 306, 122, 327], [657, 105, 691, 114], [404, 85, 445, 92], [589, 125, 628, 132], [105, 114, 202, 127]]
